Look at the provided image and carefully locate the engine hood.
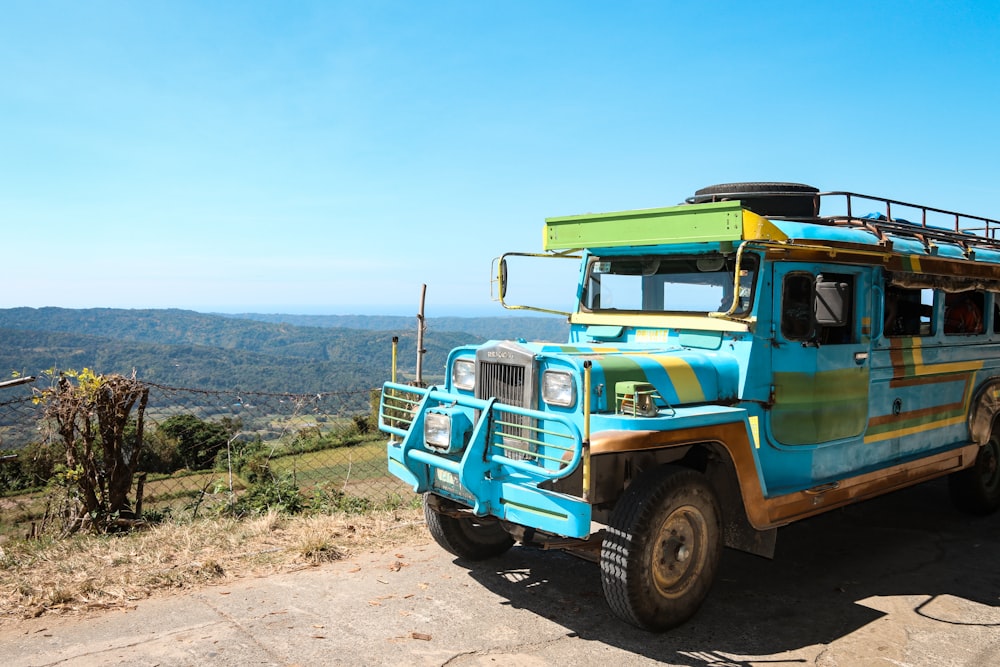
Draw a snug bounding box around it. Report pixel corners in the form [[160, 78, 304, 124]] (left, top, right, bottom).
[[538, 343, 741, 409]]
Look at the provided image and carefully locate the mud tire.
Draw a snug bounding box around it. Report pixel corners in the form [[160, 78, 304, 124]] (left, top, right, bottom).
[[600, 466, 722, 631], [423, 494, 514, 560], [949, 426, 1000, 516]]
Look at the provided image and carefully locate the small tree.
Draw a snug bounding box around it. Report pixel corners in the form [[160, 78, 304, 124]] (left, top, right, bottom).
[[36, 369, 149, 534], [158, 414, 235, 470]]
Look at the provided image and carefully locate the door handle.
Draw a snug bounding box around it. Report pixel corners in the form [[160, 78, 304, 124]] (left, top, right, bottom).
[[854, 352, 869, 365]]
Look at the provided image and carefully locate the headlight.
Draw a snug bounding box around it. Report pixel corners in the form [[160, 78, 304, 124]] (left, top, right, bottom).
[[542, 371, 576, 407], [452, 359, 475, 391], [425, 412, 452, 449], [424, 409, 472, 453]]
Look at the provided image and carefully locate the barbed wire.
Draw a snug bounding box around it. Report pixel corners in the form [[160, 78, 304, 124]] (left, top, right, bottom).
[[0, 381, 407, 534], [0, 394, 36, 409], [143, 381, 373, 400]]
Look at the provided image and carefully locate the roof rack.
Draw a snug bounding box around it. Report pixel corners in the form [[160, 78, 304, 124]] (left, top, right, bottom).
[[799, 191, 1000, 254]]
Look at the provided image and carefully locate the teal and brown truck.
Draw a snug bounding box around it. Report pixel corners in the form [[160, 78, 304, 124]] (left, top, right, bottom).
[[380, 182, 1000, 630]]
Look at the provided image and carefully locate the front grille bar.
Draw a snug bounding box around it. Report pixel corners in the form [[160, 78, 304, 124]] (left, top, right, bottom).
[[380, 382, 581, 481]]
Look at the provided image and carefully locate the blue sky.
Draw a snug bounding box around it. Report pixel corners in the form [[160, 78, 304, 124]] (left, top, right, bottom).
[[2, 1, 998, 316]]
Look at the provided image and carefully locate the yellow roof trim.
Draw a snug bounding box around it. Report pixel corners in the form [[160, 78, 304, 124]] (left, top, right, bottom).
[[570, 311, 751, 332], [742, 209, 788, 241]]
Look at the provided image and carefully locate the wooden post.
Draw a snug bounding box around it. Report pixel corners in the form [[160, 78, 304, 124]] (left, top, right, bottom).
[[391, 336, 399, 384], [135, 472, 147, 518], [416, 284, 427, 387]]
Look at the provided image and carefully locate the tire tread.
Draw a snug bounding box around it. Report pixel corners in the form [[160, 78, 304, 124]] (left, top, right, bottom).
[[600, 466, 722, 630]]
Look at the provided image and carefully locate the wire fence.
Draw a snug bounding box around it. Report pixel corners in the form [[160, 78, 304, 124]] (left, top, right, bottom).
[[0, 381, 410, 536]]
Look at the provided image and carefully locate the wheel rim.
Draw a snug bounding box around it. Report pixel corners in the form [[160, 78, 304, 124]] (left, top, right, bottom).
[[651, 504, 707, 599], [979, 438, 1000, 493]]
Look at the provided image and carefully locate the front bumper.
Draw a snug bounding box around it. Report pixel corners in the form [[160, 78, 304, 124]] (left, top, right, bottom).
[[380, 382, 592, 538]]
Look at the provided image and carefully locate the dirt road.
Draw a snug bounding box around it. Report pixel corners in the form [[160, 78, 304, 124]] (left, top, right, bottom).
[[3, 478, 1000, 666]]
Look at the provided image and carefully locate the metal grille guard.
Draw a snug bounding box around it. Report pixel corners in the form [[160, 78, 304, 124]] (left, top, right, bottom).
[[380, 381, 583, 483]]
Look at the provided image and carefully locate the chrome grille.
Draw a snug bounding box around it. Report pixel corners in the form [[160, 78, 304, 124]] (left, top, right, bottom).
[[478, 361, 525, 406], [475, 342, 537, 462], [481, 362, 532, 461]]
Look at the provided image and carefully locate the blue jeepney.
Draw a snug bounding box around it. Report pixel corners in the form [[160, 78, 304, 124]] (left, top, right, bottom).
[[380, 182, 1000, 630]]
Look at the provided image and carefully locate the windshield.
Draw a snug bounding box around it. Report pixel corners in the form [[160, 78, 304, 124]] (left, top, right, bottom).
[[581, 254, 757, 315]]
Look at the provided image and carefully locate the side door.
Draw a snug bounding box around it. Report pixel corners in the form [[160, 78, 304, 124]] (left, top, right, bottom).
[[764, 262, 873, 486]]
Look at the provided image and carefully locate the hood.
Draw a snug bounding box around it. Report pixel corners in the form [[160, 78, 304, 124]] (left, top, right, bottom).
[[540, 343, 741, 410]]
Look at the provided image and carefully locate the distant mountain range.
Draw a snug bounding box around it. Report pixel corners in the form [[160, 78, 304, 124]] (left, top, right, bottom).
[[0, 308, 569, 394], [221, 312, 569, 342]]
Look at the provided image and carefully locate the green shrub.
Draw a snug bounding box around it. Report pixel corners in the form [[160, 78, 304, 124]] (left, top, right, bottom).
[[0, 441, 63, 494], [158, 415, 238, 471], [229, 475, 304, 517], [136, 426, 183, 474], [215, 437, 271, 484]]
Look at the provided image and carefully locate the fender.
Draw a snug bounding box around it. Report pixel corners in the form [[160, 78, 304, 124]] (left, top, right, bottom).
[[589, 422, 977, 532]]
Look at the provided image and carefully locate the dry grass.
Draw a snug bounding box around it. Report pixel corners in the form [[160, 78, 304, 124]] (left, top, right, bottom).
[[0, 507, 425, 623]]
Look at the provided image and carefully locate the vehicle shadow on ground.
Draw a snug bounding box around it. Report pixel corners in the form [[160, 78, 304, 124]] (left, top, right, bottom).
[[461, 478, 1000, 665]]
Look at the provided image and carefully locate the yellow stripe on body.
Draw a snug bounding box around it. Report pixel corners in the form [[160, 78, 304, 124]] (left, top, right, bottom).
[[642, 355, 706, 403], [868, 335, 985, 443], [902, 338, 983, 376], [864, 414, 967, 444], [910, 360, 984, 376]]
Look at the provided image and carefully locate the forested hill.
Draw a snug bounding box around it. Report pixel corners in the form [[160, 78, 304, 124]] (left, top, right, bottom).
[[222, 313, 569, 343], [0, 308, 511, 393], [0, 308, 571, 393]]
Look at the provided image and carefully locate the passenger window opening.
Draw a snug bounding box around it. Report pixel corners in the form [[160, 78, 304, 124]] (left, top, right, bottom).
[[944, 290, 985, 335], [884, 287, 933, 337], [780, 273, 814, 341]]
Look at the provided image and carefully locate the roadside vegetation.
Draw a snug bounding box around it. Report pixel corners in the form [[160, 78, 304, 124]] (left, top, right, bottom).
[[0, 369, 426, 622], [0, 503, 424, 622]]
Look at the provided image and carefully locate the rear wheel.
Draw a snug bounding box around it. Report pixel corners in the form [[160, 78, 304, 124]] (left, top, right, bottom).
[[600, 466, 722, 630], [423, 494, 514, 560], [949, 428, 1000, 515]]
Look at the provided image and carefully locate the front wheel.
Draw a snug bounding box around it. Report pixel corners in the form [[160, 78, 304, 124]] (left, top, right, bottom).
[[601, 466, 722, 631], [949, 432, 1000, 515], [423, 494, 514, 560]]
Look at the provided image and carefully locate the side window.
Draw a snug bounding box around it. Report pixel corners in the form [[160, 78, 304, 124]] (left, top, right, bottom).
[[781, 273, 814, 340], [884, 287, 933, 336], [944, 290, 985, 335], [994, 293, 1000, 334], [781, 272, 856, 343]]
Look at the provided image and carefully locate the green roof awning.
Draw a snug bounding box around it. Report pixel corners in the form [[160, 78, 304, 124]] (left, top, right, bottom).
[[544, 201, 745, 251]]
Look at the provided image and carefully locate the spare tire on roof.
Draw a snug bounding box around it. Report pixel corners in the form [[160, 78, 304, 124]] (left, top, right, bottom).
[[687, 182, 820, 218]]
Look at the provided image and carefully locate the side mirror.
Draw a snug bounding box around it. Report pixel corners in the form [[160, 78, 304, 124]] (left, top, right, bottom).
[[490, 251, 579, 316], [499, 258, 508, 300]]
